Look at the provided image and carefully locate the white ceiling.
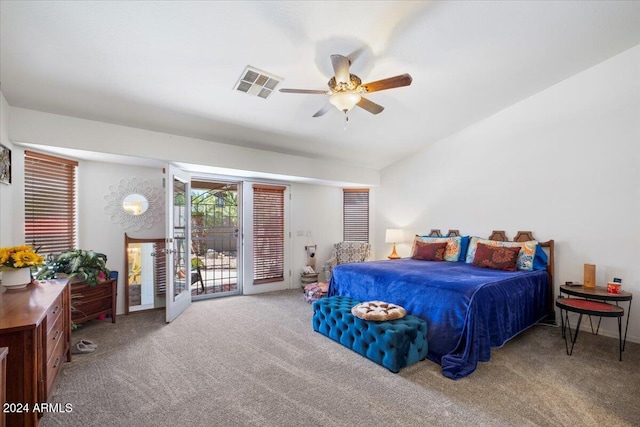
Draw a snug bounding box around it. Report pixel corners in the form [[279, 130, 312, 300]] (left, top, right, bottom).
[[2, 1, 640, 170]]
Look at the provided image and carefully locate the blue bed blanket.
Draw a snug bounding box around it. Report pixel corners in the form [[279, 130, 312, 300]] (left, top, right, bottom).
[[328, 259, 549, 379]]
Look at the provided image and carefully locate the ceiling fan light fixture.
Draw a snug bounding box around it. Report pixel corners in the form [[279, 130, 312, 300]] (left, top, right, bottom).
[[329, 92, 361, 112]]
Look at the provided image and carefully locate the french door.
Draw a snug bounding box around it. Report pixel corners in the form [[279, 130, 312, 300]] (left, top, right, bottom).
[[166, 164, 192, 322], [191, 179, 242, 299]]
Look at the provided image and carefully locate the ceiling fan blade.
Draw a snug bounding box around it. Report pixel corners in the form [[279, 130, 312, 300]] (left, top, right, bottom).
[[361, 73, 413, 93], [312, 103, 333, 118], [356, 97, 384, 115], [279, 88, 328, 94], [331, 54, 351, 84], [346, 47, 365, 65]]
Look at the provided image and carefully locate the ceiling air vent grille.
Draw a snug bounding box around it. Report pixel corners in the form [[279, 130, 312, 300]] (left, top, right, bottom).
[[234, 66, 282, 99]]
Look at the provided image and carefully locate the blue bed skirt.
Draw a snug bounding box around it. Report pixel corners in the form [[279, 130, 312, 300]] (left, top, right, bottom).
[[328, 259, 549, 379]]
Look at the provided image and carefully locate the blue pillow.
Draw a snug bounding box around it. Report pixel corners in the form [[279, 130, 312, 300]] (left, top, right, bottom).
[[533, 244, 548, 270], [458, 236, 470, 262]]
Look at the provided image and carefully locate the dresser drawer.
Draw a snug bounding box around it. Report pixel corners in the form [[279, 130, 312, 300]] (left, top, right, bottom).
[[45, 332, 65, 399], [70, 280, 116, 325], [73, 296, 112, 317], [45, 312, 64, 363], [72, 283, 112, 301], [45, 292, 64, 333]]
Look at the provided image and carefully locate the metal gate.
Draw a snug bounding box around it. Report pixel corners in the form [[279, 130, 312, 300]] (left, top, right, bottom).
[[190, 180, 241, 298]]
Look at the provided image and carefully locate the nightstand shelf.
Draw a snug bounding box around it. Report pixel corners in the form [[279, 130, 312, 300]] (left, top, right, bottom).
[[558, 285, 632, 360]]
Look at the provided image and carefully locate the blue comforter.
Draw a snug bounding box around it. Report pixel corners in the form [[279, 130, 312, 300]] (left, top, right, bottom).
[[328, 259, 549, 379]]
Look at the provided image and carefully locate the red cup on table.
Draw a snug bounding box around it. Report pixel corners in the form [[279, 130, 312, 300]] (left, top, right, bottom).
[[607, 282, 621, 294]]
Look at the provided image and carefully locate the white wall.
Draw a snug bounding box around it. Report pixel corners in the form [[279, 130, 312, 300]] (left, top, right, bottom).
[[29, 158, 345, 310], [78, 161, 165, 314], [2, 126, 348, 310], [5, 104, 377, 300], [376, 44, 640, 342], [241, 182, 347, 295], [290, 183, 344, 283], [8, 107, 379, 187], [0, 92, 15, 247]]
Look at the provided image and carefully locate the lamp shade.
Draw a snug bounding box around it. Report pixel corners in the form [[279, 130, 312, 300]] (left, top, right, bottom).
[[385, 229, 404, 243], [329, 92, 361, 112]]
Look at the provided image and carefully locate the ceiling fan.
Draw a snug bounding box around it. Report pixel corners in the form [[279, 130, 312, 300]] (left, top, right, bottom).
[[279, 54, 412, 119]]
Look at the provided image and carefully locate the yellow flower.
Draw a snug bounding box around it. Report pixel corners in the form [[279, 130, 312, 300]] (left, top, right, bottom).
[[12, 251, 34, 267], [0, 248, 9, 264], [1, 245, 44, 270]]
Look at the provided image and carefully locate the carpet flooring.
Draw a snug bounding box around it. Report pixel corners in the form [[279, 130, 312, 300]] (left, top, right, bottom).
[[42, 290, 639, 427]]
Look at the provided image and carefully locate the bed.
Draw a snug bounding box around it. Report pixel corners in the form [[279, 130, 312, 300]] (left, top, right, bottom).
[[328, 230, 555, 379]]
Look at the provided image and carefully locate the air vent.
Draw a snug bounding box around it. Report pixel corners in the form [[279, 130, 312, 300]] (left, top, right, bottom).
[[234, 66, 282, 99]]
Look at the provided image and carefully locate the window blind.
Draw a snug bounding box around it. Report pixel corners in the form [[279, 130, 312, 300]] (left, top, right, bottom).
[[253, 184, 285, 284], [24, 151, 78, 255], [154, 241, 167, 297], [343, 189, 369, 242]]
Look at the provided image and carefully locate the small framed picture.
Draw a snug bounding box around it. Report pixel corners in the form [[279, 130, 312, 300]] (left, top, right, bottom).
[[0, 144, 10, 185]]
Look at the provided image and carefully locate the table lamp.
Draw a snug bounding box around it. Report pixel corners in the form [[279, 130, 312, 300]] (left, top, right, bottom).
[[385, 229, 403, 259]]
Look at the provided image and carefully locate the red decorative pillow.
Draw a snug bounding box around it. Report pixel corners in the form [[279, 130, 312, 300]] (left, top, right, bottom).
[[412, 241, 448, 261], [472, 242, 520, 271]]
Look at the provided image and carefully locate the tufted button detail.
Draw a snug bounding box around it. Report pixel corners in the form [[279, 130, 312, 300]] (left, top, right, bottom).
[[312, 296, 428, 372]]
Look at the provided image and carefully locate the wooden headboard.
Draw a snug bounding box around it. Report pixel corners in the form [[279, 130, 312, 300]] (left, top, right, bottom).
[[489, 230, 555, 323], [488, 230, 555, 287], [428, 229, 460, 237]]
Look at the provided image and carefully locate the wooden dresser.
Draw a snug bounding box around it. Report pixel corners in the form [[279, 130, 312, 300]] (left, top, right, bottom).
[[0, 347, 7, 427], [0, 280, 71, 427], [71, 278, 117, 325]]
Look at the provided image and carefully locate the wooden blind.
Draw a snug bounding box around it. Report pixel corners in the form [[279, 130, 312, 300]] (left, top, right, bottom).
[[154, 241, 167, 297], [253, 184, 285, 284], [24, 151, 78, 255], [343, 189, 369, 242]]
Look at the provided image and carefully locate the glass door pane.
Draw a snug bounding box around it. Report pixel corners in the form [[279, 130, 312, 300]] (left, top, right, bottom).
[[191, 180, 241, 298], [166, 164, 192, 322]]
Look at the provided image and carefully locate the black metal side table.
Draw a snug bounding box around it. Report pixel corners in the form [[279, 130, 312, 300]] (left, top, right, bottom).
[[559, 285, 632, 354]]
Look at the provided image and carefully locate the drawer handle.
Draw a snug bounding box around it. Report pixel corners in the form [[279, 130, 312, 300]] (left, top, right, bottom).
[[52, 330, 60, 341], [53, 356, 61, 369], [52, 305, 60, 315]]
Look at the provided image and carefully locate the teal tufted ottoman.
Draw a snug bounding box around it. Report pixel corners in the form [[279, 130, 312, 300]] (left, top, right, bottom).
[[312, 296, 428, 372]]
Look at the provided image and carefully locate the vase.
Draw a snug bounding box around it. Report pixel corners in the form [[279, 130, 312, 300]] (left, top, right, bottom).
[[1, 268, 33, 289]]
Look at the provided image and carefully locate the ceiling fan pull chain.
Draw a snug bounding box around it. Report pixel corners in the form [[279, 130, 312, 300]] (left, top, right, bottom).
[[344, 111, 348, 130]]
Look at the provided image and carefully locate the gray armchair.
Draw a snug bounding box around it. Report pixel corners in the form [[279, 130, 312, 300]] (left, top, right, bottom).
[[323, 241, 372, 283]]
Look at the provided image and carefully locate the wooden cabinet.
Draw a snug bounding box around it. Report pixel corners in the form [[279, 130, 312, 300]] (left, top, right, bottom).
[[1, 347, 7, 427], [71, 279, 116, 325], [0, 280, 71, 427]]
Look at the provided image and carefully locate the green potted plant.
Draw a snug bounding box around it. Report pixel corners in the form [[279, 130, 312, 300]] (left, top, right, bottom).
[[36, 249, 110, 285], [37, 249, 116, 327]]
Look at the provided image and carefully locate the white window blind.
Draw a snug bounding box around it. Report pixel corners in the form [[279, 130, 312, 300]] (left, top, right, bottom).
[[253, 184, 285, 284], [343, 189, 369, 242], [24, 150, 78, 255]]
